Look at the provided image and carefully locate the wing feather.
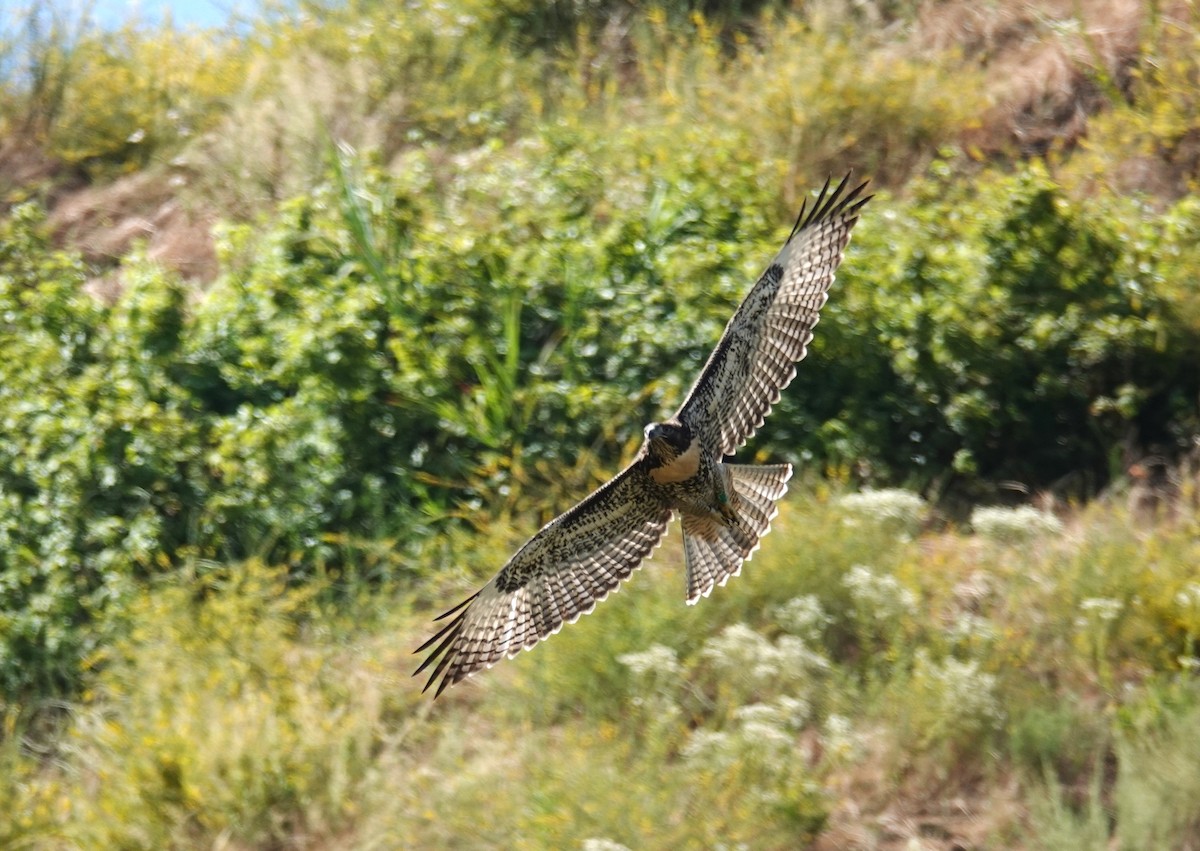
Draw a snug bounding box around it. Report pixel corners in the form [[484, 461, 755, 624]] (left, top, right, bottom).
[[414, 464, 672, 696], [675, 174, 870, 454]]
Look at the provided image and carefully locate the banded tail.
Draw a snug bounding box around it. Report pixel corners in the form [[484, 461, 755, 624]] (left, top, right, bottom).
[[681, 463, 793, 603]]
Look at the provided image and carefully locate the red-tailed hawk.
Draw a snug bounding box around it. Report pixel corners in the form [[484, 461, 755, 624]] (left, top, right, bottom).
[[416, 175, 870, 696]]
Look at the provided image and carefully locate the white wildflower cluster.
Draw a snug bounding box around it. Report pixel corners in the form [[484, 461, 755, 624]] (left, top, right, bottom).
[[1175, 582, 1200, 611], [581, 840, 632, 851], [735, 695, 811, 733], [1075, 597, 1122, 639], [822, 713, 866, 763], [1077, 597, 1122, 624], [838, 488, 927, 537], [970, 504, 1063, 544], [1175, 583, 1200, 668], [1073, 597, 1124, 676], [617, 643, 682, 680], [912, 650, 1003, 732], [681, 728, 734, 767], [942, 613, 999, 650], [700, 623, 829, 692], [773, 594, 830, 644], [617, 643, 683, 712], [682, 696, 809, 770], [731, 708, 794, 753], [844, 564, 917, 623]]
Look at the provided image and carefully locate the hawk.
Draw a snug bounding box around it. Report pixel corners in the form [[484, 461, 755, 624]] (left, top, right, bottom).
[[415, 174, 870, 696]]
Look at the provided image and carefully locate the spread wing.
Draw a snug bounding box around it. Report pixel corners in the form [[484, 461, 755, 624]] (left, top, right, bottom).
[[414, 464, 672, 697], [675, 174, 870, 455]]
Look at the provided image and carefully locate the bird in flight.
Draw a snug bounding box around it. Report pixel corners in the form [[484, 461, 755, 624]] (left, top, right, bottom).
[[415, 174, 870, 696]]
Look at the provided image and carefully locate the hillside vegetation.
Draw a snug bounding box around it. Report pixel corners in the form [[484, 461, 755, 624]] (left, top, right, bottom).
[[2, 0, 1199, 848]]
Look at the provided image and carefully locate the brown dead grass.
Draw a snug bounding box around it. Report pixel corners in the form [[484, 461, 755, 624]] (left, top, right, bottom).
[[921, 0, 1146, 158], [1, 0, 1185, 293], [818, 739, 1028, 851], [0, 138, 78, 211], [49, 167, 219, 288]]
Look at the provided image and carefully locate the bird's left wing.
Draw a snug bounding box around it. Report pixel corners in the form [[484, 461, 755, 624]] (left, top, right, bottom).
[[674, 175, 870, 455], [414, 463, 672, 697]]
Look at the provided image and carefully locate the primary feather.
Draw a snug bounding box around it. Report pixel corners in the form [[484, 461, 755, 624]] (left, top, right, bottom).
[[675, 174, 869, 455]]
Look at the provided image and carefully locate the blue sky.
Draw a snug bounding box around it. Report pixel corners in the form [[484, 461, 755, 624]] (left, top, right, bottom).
[[89, 0, 249, 29]]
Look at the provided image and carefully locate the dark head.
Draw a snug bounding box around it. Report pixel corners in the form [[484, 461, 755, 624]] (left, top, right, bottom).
[[644, 420, 693, 465]]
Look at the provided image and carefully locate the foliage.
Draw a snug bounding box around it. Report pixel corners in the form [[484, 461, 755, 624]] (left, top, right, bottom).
[[0, 6, 252, 180], [2, 0, 1200, 845], [0, 3, 92, 144], [627, 9, 974, 189], [0, 204, 111, 697], [3, 0, 976, 211], [46, 24, 252, 177], [3, 492, 1198, 846], [1026, 767, 1111, 851], [5, 560, 406, 848], [1114, 696, 1200, 848], [5, 136, 1200, 699], [1058, 3, 1200, 197], [814, 164, 1200, 496]]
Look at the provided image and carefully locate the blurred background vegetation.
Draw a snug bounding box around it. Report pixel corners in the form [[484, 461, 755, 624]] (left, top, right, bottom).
[[1, 0, 1199, 847]]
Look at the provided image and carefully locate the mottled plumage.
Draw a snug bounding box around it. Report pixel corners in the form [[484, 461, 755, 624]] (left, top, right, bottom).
[[415, 174, 870, 696]]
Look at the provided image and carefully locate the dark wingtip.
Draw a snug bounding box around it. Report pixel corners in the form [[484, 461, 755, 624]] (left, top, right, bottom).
[[421, 625, 464, 695], [412, 592, 480, 696], [414, 618, 462, 694], [789, 172, 871, 241], [433, 666, 456, 698], [433, 591, 478, 622]]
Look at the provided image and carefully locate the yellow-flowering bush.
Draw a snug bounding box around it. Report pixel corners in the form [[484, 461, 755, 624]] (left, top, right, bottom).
[[48, 25, 251, 176]]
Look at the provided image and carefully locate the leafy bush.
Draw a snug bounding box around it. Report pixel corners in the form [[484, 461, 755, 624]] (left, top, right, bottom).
[[1115, 694, 1200, 848], [22, 560, 398, 848], [0, 204, 114, 696], [46, 25, 251, 176], [5, 124, 1200, 701], [801, 163, 1200, 496]]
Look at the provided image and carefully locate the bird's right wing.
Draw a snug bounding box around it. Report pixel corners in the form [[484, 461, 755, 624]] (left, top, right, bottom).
[[674, 175, 869, 456], [414, 464, 672, 697]]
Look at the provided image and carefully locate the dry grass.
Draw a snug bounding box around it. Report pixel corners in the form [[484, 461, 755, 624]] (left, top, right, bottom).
[[5, 0, 1195, 283], [5, 486, 1197, 848]]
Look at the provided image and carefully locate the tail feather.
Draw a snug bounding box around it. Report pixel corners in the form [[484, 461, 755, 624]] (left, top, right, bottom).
[[682, 463, 793, 603]]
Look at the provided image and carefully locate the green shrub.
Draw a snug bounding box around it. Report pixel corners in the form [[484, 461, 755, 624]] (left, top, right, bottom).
[[53, 560, 394, 849], [0, 205, 111, 696], [884, 649, 1003, 772], [5, 125, 1200, 703], [1009, 701, 1108, 781], [804, 163, 1200, 495], [1114, 687, 1200, 849]]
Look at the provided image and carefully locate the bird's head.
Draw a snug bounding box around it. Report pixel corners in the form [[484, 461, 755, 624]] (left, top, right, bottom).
[[644, 421, 694, 466]]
